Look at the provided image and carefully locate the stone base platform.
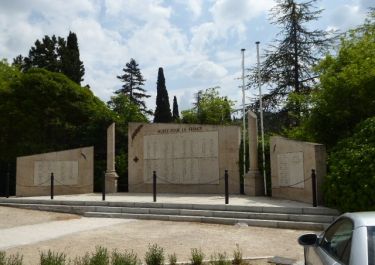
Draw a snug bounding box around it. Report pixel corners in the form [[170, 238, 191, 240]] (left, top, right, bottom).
[[0, 193, 339, 231]]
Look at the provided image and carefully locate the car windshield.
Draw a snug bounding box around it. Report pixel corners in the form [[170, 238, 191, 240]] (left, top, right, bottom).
[[369, 226, 375, 265]]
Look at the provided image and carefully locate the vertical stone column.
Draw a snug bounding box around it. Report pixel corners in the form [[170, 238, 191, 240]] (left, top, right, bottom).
[[105, 123, 119, 193], [244, 111, 264, 196]]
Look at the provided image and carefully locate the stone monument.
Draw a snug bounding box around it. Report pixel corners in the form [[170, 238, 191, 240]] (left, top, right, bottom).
[[243, 111, 264, 196], [105, 123, 119, 193], [270, 136, 326, 204], [128, 122, 241, 194], [16, 146, 94, 196]]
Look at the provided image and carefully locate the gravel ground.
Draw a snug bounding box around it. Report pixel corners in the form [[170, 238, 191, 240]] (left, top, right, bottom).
[[0, 206, 310, 265]]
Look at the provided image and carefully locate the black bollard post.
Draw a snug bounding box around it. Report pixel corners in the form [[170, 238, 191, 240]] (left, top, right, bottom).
[[50, 172, 54, 200], [311, 169, 317, 207], [153, 171, 157, 202], [225, 170, 229, 204], [5, 164, 10, 198], [102, 171, 106, 201]]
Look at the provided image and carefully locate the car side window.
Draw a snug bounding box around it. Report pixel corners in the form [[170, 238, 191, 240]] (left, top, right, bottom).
[[320, 218, 353, 265]]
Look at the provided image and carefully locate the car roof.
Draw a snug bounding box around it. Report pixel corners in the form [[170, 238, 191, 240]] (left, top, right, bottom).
[[341, 212, 375, 227]]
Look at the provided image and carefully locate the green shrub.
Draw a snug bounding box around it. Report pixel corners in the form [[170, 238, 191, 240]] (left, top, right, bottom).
[[90, 247, 110, 265], [40, 251, 66, 265], [209, 252, 230, 265], [72, 254, 90, 265], [232, 245, 243, 265], [144, 244, 164, 265], [167, 253, 177, 265], [0, 252, 23, 265], [111, 250, 140, 265], [190, 248, 204, 265], [324, 117, 375, 212]]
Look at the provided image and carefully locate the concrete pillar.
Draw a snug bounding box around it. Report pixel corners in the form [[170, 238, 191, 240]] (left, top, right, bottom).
[[105, 123, 119, 192], [244, 111, 264, 196]]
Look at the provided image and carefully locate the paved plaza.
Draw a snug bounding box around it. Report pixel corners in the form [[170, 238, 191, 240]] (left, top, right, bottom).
[[0, 194, 318, 265]]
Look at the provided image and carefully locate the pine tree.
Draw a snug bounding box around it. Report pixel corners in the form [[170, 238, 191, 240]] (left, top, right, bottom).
[[24, 35, 59, 72], [153, 67, 172, 123], [14, 32, 85, 85], [248, 0, 334, 124], [172, 96, 180, 122], [116, 58, 151, 115], [61, 32, 85, 84]]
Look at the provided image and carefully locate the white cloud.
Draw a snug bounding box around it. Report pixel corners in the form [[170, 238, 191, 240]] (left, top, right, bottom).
[[190, 61, 228, 80], [185, 0, 204, 18], [210, 0, 274, 27]]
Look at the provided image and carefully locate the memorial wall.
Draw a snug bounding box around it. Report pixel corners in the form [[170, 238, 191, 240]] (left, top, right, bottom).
[[128, 123, 241, 194], [270, 136, 326, 204], [16, 146, 94, 196]]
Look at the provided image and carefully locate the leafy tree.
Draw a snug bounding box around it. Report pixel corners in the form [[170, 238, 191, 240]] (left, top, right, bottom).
[[172, 96, 180, 122], [107, 93, 148, 191], [248, 0, 334, 125], [116, 58, 151, 115], [181, 87, 233, 125], [304, 11, 375, 147], [153, 67, 172, 123], [323, 117, 375, 212], [0, 66, 113, 193], [60, 32, 85, 85]]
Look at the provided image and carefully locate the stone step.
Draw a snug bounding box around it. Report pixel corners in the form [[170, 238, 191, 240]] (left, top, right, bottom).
[[0, 202, 335, 226], [0, 198, 339, 216], [83, 211, 328, 230]]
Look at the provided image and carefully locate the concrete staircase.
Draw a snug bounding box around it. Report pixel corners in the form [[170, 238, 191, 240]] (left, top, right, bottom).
[[0, 198, 338, 230]]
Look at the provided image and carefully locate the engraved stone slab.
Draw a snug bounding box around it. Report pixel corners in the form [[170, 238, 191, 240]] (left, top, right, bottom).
[[34, 161, 79, 186], [277, 152, 304, 188], [143, 131, 219, 184]]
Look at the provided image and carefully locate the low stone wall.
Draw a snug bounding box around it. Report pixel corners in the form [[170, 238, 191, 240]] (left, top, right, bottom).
[[128, 123, 241, 194], [16, 147, 94, 197], [270, 136, 326, 204]]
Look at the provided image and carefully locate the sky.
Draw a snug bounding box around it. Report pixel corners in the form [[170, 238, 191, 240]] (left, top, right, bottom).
[[0, 0, 373, 114]]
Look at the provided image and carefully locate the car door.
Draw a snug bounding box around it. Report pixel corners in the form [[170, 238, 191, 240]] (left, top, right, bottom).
[[307, 217, 354, 265]]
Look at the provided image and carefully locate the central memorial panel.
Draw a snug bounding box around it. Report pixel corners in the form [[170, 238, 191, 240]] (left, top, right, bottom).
[[143, 131, 219, 184]]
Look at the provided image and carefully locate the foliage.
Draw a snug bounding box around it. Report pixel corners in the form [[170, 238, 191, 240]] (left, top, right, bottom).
[[172, 96, 180, 122], [323, 117, 375, 212], [116, 59, 151, 115], [0, 251, 23, 265], [305, 11, 375, 147], [181, 87, 233, 125], [89, 247, 110, 265], [144, 244, 165, 265], [232, 245, 243, 265], [247, 0, 334, 125], [153, 67, 172, 123], [108, 94, 148, 191], [0, 66, 113, 193], [167, 253, 177, 265], [111, 250, 141, 265], [190, 248, 204, 265], [209, 253, 230, 265], [40, 251, 66, 265], [14, 32, 85, 84]]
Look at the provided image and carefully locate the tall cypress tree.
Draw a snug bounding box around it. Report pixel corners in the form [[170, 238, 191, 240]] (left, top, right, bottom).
[[61, 32, 85, 85], [116, 58, 151, 115], [153, 67, 172, 123], [172, 96, 180, 122]]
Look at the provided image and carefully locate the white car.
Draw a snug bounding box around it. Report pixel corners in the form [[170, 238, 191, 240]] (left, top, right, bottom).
[[298, 212, 375, 265]]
